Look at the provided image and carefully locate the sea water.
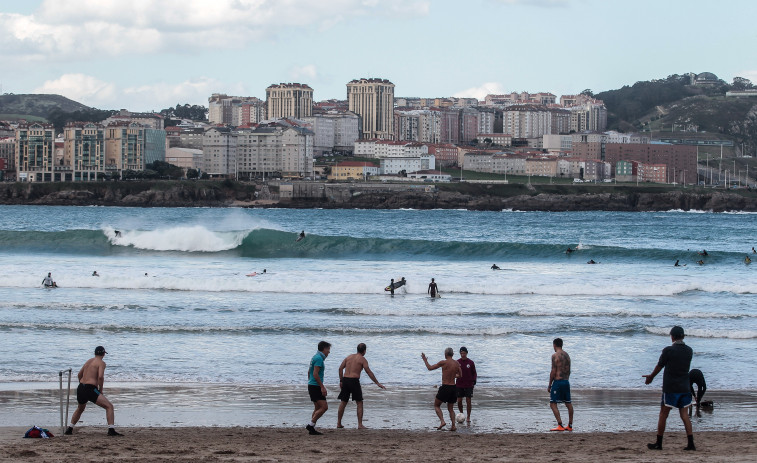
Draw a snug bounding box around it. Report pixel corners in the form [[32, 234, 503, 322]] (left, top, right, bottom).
[[0, 205, 755, 431]]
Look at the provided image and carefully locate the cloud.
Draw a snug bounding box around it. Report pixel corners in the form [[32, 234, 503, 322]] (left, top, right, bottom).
[[290, 65, 319, 82], [33, 73, 244, 110], [0, 0, 431, 61], [33, 74, 117, 106], [453, 82, 506, 100]]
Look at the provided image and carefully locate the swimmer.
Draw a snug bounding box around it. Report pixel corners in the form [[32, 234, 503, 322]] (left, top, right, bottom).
[[587, 259, 597, 264], [92, 271, 99, 277], [745, 256, 752, 264], [491, 264, 501, 270], [696, 260, 704, 266]]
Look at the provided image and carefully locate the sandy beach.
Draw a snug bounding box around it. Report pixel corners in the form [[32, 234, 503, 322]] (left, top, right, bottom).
[[1, 427, 755, 462]]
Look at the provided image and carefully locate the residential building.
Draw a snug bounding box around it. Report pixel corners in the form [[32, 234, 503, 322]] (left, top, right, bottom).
[[235, 123, 313, 179], [569, 102, 608, 133], [426, 143, 458, 167], [328, 161, 379, 180], [63, 122, 106, 181], [302, 116, 335, 156], [605, 143, 696, 183], [503, 105, 554, 139], [266, 83, 313, 120], [233, 98, 267, 126], [202, 127, 237, 177], [394, 109, 441, 143], [438, 109, 460, 145], [167, 127, 206, 150], [166, 147, 202, 171], [15, 123, 56, 182], [104, 122, 146, 174], [475, 133, 512, 147], [347, 78, 395, 139], [0, 137, 16, 172], [543, 134, 573, 153], [144, 129, 166, 166], [640, 163, 667, 183], [463, 152, 497, 172], [102, 109, 164, 130], [380, 155, 435, 175], [615, 160, 640, 182], [493, 155, 526, 175], [525, 157, 558, 177], [484, 92, 556, 106]]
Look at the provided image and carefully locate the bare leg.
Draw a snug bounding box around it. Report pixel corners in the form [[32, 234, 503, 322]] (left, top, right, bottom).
[[70, 403, 87, 425], [465, 396, 472, 422], [457, 397, 463, 414], [312, 400, 328, 424], [566, 403, 574, 427], [357, 401, 366, 429], [447, 402, 457, 431], [337, 400, 347, 428], [656, 405, 671, 436], [434, 398, 446, 429], [679, 407, 693, 435], [94, 395, 114, 426], [549, 402, 562, 425]]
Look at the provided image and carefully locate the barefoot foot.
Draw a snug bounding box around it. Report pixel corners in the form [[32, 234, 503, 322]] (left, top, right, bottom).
[[436, 422, 447, 430]]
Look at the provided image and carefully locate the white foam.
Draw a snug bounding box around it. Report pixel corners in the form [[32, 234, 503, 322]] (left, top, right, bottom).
[[645, 326, 757, 339], [104, 225, 250, 252]]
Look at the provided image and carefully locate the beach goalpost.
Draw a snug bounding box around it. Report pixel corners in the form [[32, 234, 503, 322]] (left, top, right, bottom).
[[58, 369, 72, 436]]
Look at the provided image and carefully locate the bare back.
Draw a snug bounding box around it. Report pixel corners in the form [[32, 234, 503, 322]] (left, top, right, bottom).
[[79, 356, 106, 388], [341, 353, 367, 379], [551, 350, 571, 381], [440, 358, 461, 385]]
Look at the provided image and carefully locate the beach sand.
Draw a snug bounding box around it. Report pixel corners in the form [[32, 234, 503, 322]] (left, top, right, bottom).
[[1, 427, 755, 462]]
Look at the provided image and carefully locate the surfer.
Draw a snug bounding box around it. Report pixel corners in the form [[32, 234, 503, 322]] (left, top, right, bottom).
[[389, 278, 395, 295], [752, 247, 756, 254], [297, 230, 306, 242], [745, 256, 752, 264], [42, 272, 57, 288], [114, 230, 121, 237], [565, 247, 574, 254], [428, 278, 439, 298], [698, 250, 708, 257], [674, 260, 680, 267], [92, 271, 99, 277], [696, 260, 704, 266], [587, 260, 597, 264], [491, 264, 501, 270]]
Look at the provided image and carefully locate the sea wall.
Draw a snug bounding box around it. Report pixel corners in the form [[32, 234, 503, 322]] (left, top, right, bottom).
[[1, 180, 756, 212]]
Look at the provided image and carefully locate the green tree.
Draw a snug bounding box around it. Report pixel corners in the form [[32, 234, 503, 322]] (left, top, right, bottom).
[[186, 168, 199, 179]]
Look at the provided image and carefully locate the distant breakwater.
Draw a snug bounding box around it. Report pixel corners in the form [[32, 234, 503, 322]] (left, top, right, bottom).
[[1, 180, 756, 212]]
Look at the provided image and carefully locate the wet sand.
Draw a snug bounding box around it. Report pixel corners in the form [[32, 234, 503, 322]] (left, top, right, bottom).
[[1, 427, 755, 462]]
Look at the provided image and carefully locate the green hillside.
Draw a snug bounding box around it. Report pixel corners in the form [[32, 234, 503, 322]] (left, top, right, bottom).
[[0, 94, 94, 120]]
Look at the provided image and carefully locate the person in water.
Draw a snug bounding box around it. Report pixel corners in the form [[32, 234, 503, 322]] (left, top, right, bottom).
[[114, 230, 121, 237], [587, 260, 597, 264], [696, 260, 704, 266], [752, 247, 756, 254], [674, 260, 680, 267], [42, 272, 57, 288], [689, 369, 707, 417], [92, 271, 100, 277], [745, 256, 752, 264], [389, 278, 395, 296], [491, 264, 501, 270], [299, 231, 306, 240], [698, 250, 708, 257], [565, 247, 574, 254], [428, 278, 439, 298]]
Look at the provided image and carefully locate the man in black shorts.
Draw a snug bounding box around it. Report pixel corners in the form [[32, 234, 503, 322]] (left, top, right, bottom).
[[336, 343, 385, 429], [456, 346, 477, 423], [306, 341, 331, 435], [65, 346, 122, 436], [422, 347, 462, 431]]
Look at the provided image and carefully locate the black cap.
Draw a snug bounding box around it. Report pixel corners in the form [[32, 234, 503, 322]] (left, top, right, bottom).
[[94, 346, 107, 355], [670, 326, 685, 339], [459, 346, 468, 353]]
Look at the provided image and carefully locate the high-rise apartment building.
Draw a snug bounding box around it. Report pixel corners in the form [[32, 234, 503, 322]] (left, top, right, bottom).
[[202, 127, 237, 177], [105, 122, 145, 173], [15, 123, 56, 182], [266, 83, 313, 120], [64, 122, 106, 181], [347, 78, 395, 139], [236, 123, 313, 179]]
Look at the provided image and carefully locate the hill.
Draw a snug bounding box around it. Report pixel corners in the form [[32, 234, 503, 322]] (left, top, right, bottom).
[[0, 93, 94, 120]]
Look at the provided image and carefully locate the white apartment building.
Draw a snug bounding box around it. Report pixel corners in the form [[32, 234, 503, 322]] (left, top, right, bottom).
[[235, 124, 314, 179], [166, 147, 202, 170], [493, 155, 526, 175], [347, 78, 395, 139], [203, 127, 237, 177], [394, 109, 441, 143], [543, 134, 573, 153], [380, 155, 435, 175], [302, 116, 335, 156], [503, 105, 553, 139]]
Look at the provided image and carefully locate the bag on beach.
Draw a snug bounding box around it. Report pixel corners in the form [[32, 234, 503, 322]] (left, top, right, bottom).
[[24, 426, 54, 438]]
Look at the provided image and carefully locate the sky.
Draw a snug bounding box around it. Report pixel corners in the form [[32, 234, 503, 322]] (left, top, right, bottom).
[[0, 0, 755, 112]]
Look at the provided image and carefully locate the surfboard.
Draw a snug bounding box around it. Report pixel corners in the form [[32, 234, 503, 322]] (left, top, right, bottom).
[[384, 279, 406, 291], [246, 272, 257, 277]]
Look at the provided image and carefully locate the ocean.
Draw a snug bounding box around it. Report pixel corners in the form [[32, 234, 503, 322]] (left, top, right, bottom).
[[1, 205, 755, 431]]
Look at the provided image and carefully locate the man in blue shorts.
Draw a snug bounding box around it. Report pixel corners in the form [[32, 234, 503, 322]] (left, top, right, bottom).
[[643, 326, 696, 451], [306, 341, 331, 435], [548, 338, 573, 431]]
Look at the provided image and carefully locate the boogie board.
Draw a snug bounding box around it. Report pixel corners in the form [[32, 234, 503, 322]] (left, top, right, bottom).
[[246, 272, 257, 277], [384, 279, 406, 291]]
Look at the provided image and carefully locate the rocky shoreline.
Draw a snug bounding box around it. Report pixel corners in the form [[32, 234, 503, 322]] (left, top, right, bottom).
[[1, 180, 756, 212]]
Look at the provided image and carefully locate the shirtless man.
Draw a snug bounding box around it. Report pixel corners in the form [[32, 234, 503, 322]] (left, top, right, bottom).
[[65, 346, 122, 436], [548, 338, 573, 431], [336, 343, 385, 429], [422, 348, 462, 431]]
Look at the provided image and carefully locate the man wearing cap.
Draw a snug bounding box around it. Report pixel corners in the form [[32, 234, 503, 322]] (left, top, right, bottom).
[[643, 326, 695, 451], [456, 347, 477, 423], [65, 346, 122, 436]]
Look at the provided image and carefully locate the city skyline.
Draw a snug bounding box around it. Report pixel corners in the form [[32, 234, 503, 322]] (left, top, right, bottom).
[[0, 0, 755, 111]]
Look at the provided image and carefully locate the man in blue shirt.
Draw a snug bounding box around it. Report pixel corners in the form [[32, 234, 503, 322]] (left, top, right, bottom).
[[306, 341, 331, 435], [643, 326, 695, 451]]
